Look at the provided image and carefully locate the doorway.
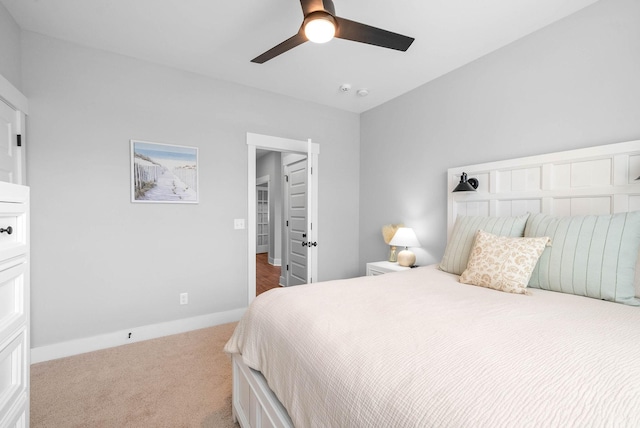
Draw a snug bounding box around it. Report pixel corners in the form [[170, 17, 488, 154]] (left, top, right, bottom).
[[247, 133, 319, 305], [255, 167, 280, 296]]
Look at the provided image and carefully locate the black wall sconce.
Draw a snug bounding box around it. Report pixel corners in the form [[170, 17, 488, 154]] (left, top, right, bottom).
[[452, 172, 479, 192]]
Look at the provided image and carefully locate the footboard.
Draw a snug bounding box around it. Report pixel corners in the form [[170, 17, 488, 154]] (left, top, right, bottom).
[[231, 353, 294, 428]]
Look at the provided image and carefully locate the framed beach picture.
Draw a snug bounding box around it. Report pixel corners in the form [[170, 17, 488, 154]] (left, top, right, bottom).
[[130, 140, 199, 203]]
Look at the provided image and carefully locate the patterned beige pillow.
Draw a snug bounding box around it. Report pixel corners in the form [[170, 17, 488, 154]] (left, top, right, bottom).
[[460, 230, 550, 294]]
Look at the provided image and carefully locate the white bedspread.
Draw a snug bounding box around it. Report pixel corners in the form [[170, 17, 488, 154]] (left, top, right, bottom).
[[224, 265, 640, 427]]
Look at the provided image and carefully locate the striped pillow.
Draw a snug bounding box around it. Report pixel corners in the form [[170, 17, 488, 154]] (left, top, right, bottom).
[[439, 214, 530, 275], [636, 253, 640, 298], [525, 212, 640, 305]]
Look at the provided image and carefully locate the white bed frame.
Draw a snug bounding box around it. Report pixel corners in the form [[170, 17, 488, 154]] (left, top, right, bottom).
[[231, 353, 293, 428], [232, 140, 640, 428]]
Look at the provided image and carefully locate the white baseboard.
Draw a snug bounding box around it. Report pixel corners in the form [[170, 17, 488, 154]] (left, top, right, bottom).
[[269, 257, 281, 266], [31, 307, 247, 364]]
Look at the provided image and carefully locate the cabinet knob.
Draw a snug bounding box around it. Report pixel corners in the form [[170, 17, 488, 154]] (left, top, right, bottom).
[[0, 226, 12, 235]]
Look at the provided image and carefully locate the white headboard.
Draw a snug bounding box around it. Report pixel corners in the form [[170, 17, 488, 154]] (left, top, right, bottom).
[[447, 140, 640, 236]]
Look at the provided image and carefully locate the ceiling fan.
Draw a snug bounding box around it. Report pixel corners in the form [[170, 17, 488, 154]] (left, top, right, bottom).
[[251, 0, 415, 64]]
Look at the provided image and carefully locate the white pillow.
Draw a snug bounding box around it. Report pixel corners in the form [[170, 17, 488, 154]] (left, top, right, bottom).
[[460, 230, 550, 294]]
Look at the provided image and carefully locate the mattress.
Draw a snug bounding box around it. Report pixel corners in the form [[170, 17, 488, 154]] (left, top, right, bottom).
[[224, 265, 640, 427]]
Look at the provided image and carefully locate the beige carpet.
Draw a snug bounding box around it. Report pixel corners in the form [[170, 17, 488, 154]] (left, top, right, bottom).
[[31, 322, 239, 428]]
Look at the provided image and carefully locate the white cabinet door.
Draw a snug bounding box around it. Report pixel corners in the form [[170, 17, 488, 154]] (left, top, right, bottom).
[[0, 182, 29, 428]]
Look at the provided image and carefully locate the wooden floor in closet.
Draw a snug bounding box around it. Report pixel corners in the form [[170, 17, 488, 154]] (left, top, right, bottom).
[[256, 253, 281, 296]]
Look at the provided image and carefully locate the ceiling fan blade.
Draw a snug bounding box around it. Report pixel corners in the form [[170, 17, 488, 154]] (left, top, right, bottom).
[[334, 17, 414, 51], [251, 31, 308, 64], [300, 0, 335, 15]]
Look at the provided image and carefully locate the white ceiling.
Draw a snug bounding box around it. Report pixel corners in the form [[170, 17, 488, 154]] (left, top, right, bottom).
[[1, 0, 599, 113]]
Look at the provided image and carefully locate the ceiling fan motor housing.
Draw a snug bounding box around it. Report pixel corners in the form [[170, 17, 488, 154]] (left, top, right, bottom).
[[303, 10, 338, 42], [320, 0, 336, 15]]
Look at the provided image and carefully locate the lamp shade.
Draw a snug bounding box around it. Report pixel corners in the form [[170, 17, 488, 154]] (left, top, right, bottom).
[[389, 227, 420, 248], [452, 172, 478, 192]]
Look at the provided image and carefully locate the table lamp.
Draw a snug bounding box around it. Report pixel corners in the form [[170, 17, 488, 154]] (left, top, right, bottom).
[[389, 227, 420, 267]]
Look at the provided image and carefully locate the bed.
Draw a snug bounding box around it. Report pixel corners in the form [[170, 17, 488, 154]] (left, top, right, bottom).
[[225, 140, 640, 427]]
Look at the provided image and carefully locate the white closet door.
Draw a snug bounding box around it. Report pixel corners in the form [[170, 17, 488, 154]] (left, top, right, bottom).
[[284, 155, 308, 287]]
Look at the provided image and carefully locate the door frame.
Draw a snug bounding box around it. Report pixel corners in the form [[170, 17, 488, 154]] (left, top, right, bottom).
[[247, 133, 319, 305]]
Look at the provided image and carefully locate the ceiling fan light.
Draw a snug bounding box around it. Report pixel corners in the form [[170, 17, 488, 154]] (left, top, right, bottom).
[[304, 13, 336, 43]]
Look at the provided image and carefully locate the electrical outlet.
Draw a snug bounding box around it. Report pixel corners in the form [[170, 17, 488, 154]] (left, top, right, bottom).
[[234, 218, 245, 229], [180, 292, 188, 305]]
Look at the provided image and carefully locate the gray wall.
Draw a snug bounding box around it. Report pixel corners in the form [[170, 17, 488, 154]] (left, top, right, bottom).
[[359, 0, 640, 272], [0, 2, 21, 91], [256, 151, 282, 265], [22, 32, 360, 347], [11, 0, 640, 348]]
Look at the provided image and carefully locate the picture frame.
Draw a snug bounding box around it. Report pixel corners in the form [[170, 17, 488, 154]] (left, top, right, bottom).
[[130, 140, 199, 204]]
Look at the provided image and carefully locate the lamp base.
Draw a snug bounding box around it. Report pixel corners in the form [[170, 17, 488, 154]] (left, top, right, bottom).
[[397, 249, 415, 267]]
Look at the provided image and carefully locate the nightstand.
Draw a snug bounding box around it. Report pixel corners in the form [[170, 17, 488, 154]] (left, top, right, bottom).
[[366, 261, 411, 276]]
